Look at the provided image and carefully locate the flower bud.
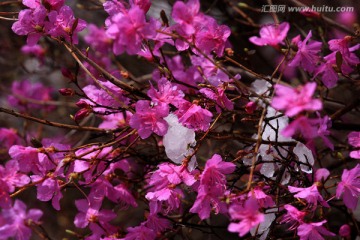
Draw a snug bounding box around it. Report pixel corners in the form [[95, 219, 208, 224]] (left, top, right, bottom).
[[58, 88, 75, 96], [74, 108, 91, 122], [61, 67, 75, 81], [245, 101, 257, 114], [76, 99, 89, 108], [339, 224, 351, 237]]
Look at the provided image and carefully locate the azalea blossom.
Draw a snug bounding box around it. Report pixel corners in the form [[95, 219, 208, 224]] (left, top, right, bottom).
[[271, 82, 322, 117], [74, 196, 117, 237], [288, 31, 322, 73], [106, 5, 156, 55], [324, 36, 360, 75], [190, 154, 235, 219], [249, 22, 289, 47], [336, 164, 360, 210], [0, 200, 43, 240], [129, 100, 169, 139], [280, 204, 306, 230], [288, 184, 329, 210], [11, 6, 48, 46], [177, 102, 213, 131], [228, 197, 265, 237], [297, 220, 335, 240]]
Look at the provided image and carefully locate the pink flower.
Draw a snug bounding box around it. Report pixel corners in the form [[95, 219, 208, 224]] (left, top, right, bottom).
[[147, 78, 186, 108], [73, 146, 114, 182], [297, 220, 335, 240], [99, 112, 132, 130], [0, 160, 30, 194], [190, 154, 235, 219], [336, 164, 360, 210], [0, 200, 43, 240], [348, 131, 360, 159], [245, 101, 257, 114], [281, 115, 333, 150], [46, 6, 87, 44], [23, 0, 64, 10], [314, 62, 339, 88], [249, 22, 289, 47], [129, 100, 169, 139], [271, 82, 322, 117], [0, 128, 22, 150], [146, 163, 197, 215], [21, 44, 45, 61], [74, 197, 117, 236], [144, 214, 171, 234], [84, 24, 112, 54], [200, 154, 235, 190], [90, 179, 138, 209], [249, 187, 275, 208], [288, 31, 322, 73], [195, 18, 231, 56], [191, 55, 235, 86], [228, 197, 265, 237], [155, 163, 197, 186], [315, 168, 330, 182], [280, 204, 306, 230], [177, 102, 213, 131], [190, 192, 228, 220], [81, 81, 130, 113], [288, 184, 329, 210], [103, 0, 126, 17], [200, 86, 234, 113], [0, 179, 11, 209], [171, 0, 202, 35], [31, 174, 63, 210], [8, 80, 54, 112], [106, 5, 156, 55], [324, 36, 360, 75], [12, 6, 47, 46], [146, 187, 184, 215], [8, 145, 39, 173], [130, 0, 151, 13], [123, 225, 156, 240]]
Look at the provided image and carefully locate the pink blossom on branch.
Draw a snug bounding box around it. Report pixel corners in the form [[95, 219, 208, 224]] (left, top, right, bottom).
[[336, 164, 360, 210], [288, 184, 329, 210], [105, 5, 156, 55], [190, 154, 235, 219], [249, 22, 289, 47], [11, 6, 47, 46], [8, 80, 54, 112], [176, 102, 213, 131], [271, 82, 322, 117], [324, 36, 360, 75], [171, 0, 202, 35], [288, 31, 322, 73], [74, 196, 117, 238], [297, 220, 335, 240], [279, 204, 306, 230], [0, 128, 22, 150], [22, 0, 65, 10], [281, 115, 333, 150], [129, 100, 169, 139], [0, 200, 43, 240], [228, 197, 265, 237], [46, 6, 87, 44]]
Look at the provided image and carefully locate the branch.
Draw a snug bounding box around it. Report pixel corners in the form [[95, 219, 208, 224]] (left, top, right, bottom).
[[0, 107, 109, 133]]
